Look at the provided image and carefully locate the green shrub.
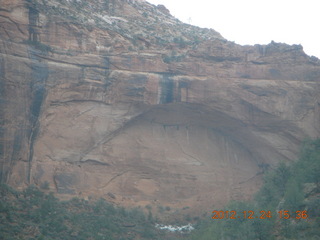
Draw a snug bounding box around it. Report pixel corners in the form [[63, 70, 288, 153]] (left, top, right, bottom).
[[189, 138, 320, 240], [0, 185, 160, 239]]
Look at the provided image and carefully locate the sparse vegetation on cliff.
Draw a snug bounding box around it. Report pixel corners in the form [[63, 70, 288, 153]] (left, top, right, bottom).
[[162, 53, 185, 63], [25, 0, 223, 52]]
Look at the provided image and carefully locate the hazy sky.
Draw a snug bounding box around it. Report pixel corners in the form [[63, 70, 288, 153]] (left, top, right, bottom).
[[147, 0, 319, 58]]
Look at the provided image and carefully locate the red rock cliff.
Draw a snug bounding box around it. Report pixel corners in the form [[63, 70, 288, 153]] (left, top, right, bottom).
[[0, 0, 319, 215]]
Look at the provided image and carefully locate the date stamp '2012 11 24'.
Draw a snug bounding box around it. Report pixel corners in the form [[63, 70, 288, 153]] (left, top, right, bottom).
[[211, 210, 308, 220]]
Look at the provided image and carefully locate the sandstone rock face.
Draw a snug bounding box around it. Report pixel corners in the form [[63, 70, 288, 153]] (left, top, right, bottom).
[[1, 0, 319, 215]]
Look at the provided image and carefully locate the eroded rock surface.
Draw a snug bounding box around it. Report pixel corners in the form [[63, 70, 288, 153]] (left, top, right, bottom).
[[1, 0, 319, 215]]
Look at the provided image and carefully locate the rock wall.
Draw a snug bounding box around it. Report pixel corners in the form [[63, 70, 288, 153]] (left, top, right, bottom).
[[0, 0, 319, 215]]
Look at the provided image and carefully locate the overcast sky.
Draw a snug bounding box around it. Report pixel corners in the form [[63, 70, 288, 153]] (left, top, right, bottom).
[[147, 0, 320, 58]]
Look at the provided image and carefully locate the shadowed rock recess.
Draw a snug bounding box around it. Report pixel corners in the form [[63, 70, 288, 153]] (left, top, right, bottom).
[[0, 0, 319, 215]]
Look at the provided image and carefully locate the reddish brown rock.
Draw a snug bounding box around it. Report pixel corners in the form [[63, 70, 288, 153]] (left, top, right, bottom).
[[0, 0, 319, 217]]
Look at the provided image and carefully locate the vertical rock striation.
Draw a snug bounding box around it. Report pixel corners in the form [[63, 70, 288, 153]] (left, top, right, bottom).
[[0, 0, 319, 215]]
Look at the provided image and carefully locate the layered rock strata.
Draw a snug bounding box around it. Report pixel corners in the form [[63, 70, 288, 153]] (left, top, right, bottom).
[[0, 0, 319, 214]]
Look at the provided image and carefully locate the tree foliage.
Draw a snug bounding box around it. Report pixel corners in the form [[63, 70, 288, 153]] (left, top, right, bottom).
[[189, 138, 320, 240], [0, 185, 158, 240]]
